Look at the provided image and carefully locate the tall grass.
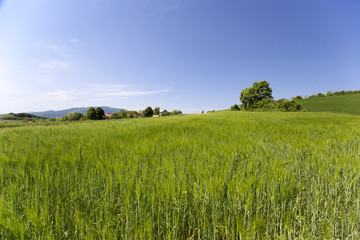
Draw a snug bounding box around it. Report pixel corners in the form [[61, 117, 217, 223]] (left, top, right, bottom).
[[0, 112, 360, 239], [299, 94, 360, 115]]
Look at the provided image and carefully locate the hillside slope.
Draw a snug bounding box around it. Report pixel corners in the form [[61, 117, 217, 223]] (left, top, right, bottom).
[[0, 112, 47, 120], [299, 94, 360, 115]]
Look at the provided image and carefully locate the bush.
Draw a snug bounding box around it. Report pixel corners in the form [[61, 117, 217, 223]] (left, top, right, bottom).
[[230, 104, 241, 111], [171, 110, 182, 115], [162, 112, 171, 116], [127, 111, 139, 118], [275, 99, 302, 112], [65, 111, 83, 121], [292, 96, 303, 100]]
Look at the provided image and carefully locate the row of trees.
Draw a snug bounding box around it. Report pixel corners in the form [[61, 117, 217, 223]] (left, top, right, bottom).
[[110, 107, 182, 119], [61, 106, 183, 121], [292, 89, 360, 100], [231, 80, 302, 112], [61, 107, 105, 121]]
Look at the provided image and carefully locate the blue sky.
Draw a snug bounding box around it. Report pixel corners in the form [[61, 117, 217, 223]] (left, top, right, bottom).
[[1, 0, 359, 113]]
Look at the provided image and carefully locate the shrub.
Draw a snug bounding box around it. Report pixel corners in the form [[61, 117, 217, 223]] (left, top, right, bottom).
[[230, 104, 241, 111], [275, 99, 302, 112], [65, 111, 83, 121]]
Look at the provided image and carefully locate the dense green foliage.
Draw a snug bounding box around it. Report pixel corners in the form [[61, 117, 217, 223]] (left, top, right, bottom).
[[298, 94, 360, 115], [127, 111, 139, 118], [230, 104, 241, 111], [85, 107, 97, 120], [303, 90, 360, 99], [61, 111, 84, 121], [240, 80, 273, 110], [1, 112, 360, 239], [0, 113, 46, 121], [110, 110, 128, 119], [95, 107, 105, 120], [154, 107, 160, 115], [238, 81, 301, 112], [143, 106, 153, 118]]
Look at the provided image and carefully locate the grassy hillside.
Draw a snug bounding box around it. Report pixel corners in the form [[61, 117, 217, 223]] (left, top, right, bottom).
[[299, 94, 360, 114], [1, 112, 360, 239], [0, 112, 47, 121]]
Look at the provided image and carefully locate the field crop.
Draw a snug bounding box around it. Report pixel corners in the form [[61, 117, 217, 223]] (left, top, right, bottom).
[[0, 112, 360, 239], [299, 94, 360, 115]]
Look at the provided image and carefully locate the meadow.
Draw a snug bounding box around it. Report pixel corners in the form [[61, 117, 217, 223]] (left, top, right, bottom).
[[299, 94, 360, 115], [0, 111, 360, 239]]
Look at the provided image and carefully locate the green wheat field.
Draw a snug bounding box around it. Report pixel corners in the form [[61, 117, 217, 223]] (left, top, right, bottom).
[[1, 111, 360, 239]]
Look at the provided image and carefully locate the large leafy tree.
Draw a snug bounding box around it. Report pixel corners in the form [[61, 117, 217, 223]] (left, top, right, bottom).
[[143, 106, 153, 117], [240, 80, 273, 110], [86, 107, 97, 120], [95, 107, 105, 120], [154, 107, 160, 115]]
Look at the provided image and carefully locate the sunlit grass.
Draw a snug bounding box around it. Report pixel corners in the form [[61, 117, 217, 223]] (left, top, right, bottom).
[[0, 112, 360, 239], [299, 94, 360, 115]]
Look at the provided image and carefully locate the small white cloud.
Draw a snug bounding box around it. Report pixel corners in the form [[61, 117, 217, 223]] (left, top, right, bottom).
[[44, 90, 75, 101], [46, 45, 73, 57], [43, 84, 171, 101], [70, 38, 80, 43], [37, 78, 52, 84], [163, 3, 180, 11], [39, 60, 72, 71], [106, 90, 170, 97]]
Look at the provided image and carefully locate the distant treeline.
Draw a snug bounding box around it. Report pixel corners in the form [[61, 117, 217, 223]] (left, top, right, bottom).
[[60, 106, 183, 121], [293, 90, 360, 100], [0, 113, 47, 121]]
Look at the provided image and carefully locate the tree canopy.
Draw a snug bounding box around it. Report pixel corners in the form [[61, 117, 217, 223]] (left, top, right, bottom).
[[95, 107, 105, 120], [86, 107, 97, 120], [143, 107, 153, 118], [240, 80, 273, 110], [154, 107, 160, 115]]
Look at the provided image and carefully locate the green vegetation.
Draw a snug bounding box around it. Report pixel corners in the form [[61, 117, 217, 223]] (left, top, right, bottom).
[[240, 80, 273, 110], [60, 111, 84, 121], [303, 90, 360, 99], [235, 80, 302, 112], [154, 107, 160, 115], [298, 94, 360, 115], [95, 107, 105, 120], [0, 113, 47, 121], [161, 110, 183, 116], [1, 111, 360, 239], [86, 107, 97, 120], [142, 106, 154, 118]]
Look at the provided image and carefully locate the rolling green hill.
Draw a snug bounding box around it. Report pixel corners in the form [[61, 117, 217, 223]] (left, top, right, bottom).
[[299, 94, 360, 115], [0, 112, 47, 120]]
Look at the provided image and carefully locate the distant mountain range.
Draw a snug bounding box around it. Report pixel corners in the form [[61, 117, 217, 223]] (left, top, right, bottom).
[[27, 106, 126, 118]]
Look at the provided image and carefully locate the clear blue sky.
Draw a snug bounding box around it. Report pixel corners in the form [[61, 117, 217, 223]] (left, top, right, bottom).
[[1, 0, 359, 113]]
